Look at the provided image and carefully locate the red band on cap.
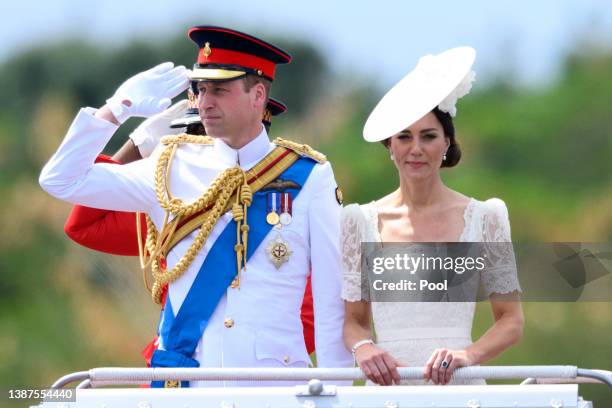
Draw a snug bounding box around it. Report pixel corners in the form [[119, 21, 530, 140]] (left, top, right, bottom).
[[198, 48, 276, 80], [188, 27, 291, 63]]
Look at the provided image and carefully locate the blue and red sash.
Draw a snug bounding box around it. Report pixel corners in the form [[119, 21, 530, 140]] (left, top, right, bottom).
[[150, 155, 317, 387]]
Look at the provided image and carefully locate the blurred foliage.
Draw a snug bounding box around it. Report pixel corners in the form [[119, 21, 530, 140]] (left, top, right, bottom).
[[0, 31, 610, 406]]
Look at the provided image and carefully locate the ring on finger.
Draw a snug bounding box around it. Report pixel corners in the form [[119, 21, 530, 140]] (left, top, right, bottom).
[[441, 360, 449, 369]]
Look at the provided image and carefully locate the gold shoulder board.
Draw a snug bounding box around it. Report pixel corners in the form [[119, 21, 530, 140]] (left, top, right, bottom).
[[273, 137, 327, 164], [160, 134, 214, 146]]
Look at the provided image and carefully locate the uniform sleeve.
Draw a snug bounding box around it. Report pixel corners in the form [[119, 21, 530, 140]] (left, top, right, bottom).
[[308, 161, 353, 370], [480, 198, 522, 296], [63, 154, 147, 256], [64, 206, 146, 256], [341, 204, 370, 302], [39, 108, 156, 212]]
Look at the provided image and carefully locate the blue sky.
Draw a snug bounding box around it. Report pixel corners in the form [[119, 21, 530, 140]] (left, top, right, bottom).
[[3, 0, 612, 88]]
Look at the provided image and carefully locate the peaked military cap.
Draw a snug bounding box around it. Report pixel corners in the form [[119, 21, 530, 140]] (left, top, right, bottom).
[[188, 26, 291, 82]]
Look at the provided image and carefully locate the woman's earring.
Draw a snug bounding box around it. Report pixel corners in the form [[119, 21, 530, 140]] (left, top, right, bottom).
[[443, 151, 447, 161], [390, 154, 395, 161]]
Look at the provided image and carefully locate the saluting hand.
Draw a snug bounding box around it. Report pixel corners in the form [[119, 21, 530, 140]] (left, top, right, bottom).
[[354, 343, 402, 386], [106, 62, 190, 124]]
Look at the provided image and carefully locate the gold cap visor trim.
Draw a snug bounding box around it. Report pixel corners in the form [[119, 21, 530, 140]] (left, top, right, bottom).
[[189, 68, 247, 81]]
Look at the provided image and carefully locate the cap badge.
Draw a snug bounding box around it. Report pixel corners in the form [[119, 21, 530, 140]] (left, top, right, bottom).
[[203, 42, 212, 58]]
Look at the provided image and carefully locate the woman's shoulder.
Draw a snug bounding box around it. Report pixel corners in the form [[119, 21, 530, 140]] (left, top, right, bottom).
[[472, 197, 510, 219], [341, 201, 381, 239], [469, 198, 512, 237], [464, 197, 513, 241], [341, 201, 375, 222]]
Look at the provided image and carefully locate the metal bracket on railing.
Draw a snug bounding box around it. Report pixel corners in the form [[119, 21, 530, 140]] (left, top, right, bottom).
[[50, 371, 89, 389], [521, 369, 612, 389], [577, 368, 612, 387], [294, 379, 337, 396]]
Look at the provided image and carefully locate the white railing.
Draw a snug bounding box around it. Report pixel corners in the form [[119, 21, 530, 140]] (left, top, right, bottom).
[[49, 365, 611, 389]]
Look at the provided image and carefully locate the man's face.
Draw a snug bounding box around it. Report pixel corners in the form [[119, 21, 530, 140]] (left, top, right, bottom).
[[195, 78, 258, 139]]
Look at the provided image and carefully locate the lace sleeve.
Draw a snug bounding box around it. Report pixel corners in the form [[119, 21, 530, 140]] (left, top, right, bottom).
[[340, 204, 369, 301], [480, 198, 522, 296]]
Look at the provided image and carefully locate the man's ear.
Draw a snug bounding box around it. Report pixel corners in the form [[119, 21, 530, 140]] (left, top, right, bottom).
[[252, 82, 266, 108]]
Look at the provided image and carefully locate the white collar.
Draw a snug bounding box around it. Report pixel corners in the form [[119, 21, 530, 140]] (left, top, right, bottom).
[[213, 126, 272, 169]]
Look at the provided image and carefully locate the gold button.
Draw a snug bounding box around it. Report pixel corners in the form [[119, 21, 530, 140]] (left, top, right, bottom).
[[224, 318, 234, 328], [283, 355, 290, 364]]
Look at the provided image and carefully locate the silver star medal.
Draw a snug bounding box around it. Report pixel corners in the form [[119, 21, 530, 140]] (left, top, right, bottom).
[[267, 235, 292, 269]]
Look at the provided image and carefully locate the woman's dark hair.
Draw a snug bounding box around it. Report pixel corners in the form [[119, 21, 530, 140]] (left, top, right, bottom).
[[382, 106, 462, 167], [431, 107, 461, 167]]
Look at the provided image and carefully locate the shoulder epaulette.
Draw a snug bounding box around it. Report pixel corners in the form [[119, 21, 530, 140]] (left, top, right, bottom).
[[273, 137, 327, 164], [160, 134, 214, 146]]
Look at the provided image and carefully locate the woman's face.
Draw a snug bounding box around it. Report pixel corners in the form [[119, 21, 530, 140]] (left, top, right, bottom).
[[388, 111, 450, 179]]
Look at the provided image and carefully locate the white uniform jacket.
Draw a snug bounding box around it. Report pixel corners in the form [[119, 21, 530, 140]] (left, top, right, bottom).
[[39, 108, 353, 386]]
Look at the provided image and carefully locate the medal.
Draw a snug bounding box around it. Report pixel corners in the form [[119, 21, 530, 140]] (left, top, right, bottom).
[[266, 192, 280, 225], [279, 212, 292, 225], [267, 235, 292, 269], [266, 211, 280, 225], [279, 192, 293, 226]]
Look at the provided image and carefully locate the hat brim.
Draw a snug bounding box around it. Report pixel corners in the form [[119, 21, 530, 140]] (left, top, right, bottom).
[[363, 46, 476, 142], [170, 114, 202, 128], [189, 67, 247, 81], [267, 97, 287, 116]]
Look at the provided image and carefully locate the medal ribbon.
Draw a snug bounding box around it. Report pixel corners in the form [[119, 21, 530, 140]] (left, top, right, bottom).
[[267, 192, 279, 215], [281, 192, 292, 215]]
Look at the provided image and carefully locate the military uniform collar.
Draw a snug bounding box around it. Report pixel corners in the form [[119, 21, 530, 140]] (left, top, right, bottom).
[[213, 126, 271, 169]]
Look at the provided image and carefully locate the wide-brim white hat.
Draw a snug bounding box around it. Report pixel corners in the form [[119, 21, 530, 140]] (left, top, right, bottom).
[[363, 46, 476, 142]]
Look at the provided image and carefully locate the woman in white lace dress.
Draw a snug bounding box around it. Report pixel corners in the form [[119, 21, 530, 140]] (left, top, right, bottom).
[[342, 47, 524, 386]]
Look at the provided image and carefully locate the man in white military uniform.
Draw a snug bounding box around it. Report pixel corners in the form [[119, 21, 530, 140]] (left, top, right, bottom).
[[39, 26, 352, 387]]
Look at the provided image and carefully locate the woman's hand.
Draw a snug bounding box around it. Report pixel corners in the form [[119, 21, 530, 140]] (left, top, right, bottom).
[[128, 99, 189, 157], [424, 348, 474, 385], [354, 343, 401, 386]]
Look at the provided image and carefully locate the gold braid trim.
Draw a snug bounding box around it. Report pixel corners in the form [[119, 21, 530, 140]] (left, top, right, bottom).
[[160, 133, 214, 146], [151, 171, 243, 303], [139, 133, 251, 303], [273, 137, 327, 163], [138, 136, 304, 304], [163, 147, 300, 252]]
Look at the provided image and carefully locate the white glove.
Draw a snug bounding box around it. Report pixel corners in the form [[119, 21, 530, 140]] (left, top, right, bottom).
[[106, 62, 189, 124], [129, 99, 190, 158]]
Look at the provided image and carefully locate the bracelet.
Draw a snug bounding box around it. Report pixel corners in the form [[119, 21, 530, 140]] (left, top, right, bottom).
[[351, 339, 374, 354]]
